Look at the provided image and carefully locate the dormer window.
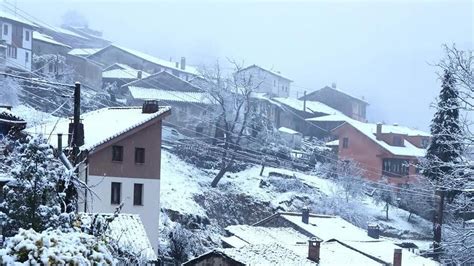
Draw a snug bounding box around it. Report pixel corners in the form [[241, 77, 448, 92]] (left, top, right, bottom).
[[393, 136, 403, 146], [421, 138, 429, 148]]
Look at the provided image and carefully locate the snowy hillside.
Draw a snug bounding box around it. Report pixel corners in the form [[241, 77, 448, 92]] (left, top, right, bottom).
[[159, 149, 434, 258]]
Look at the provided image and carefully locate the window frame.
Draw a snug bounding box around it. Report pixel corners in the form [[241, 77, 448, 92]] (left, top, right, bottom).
[[25, 30, 29, 41], [133, 183, 143, 206], [134, 147, 145, 164], [382, 158, 409, 177], [342, 137, 349, 149], [111, 182, 121, 205], [112, 145, 124, 162], [3, 24, 8, 35]]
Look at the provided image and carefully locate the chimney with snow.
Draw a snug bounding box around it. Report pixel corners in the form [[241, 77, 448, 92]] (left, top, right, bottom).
[[175, 62, 179, 68], [137, 70, 142, 79], [367, 223, 380, 239], [376, 123, 382, 140], [331, 82, 336, 89], [142, 100, 159, 114], [307, 238, 322, 263], [180, 57, 186, 70], [302, 207, 309, 224], [393, 249, 402, 266]]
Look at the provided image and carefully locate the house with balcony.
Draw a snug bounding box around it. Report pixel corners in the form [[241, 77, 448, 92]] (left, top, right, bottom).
[[300, 84, 369, 122], [312, 114, 430, 184], [0, 11, 36, 72], [26, 103, 171, 255]]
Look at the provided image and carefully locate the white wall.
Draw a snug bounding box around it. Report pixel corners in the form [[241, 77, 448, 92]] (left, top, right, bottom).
[[22, 28, 31, 50], [80, 175, 160, 255], [5, 47, 31, 71], [1, 22, 12, 44], [238, 67, 291, 97]]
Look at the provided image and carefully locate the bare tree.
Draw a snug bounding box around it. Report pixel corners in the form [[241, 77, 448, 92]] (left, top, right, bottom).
[[199, 60, 263, 187]]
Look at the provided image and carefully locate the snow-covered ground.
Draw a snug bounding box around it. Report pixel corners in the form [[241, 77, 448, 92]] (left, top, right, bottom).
[[160, 149, 433, 253]]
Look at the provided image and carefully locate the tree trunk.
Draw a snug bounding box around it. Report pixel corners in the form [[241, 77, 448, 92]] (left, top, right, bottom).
[[385, 203, 389, 220], [211, 162, 231, 187], [433, 190, 445, 261]]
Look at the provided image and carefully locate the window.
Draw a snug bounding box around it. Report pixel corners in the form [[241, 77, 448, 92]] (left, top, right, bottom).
[[342, 137, 349, 148], [111, 182, 121, 204], [135, 147, 145, 164], [382, 159, 409, 177], [393, 136, 403, 146], [7, 45, 17, 59], [25, 30, 29, 41], [112, 145, 124, 162], [134, 183, 143, 205], [274, 80, 276, 87], [25, 51, 29, 63], [421, 138, 429, 148], [3, 24, 8, 35]]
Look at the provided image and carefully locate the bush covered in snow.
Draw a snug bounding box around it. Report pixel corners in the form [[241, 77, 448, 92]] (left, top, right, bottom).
[[0, 136, 76, 237], [0, 228, 114, 265]]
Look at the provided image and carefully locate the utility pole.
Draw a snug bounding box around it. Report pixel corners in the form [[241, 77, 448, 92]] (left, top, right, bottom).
[[303, 91, 307, 112], [72, 82, 81, 165]]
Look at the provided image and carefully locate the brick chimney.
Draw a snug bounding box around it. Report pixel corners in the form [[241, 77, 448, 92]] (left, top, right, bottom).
[[376, 123, 383, 140], [142, 100, 159, 114], [137, 70, 142, 79], [393, 249, 402, 266], [302, 207, 309, 224], [307, 238, 322, 263], [180, 57, 186, 70], [367, 223, 380, 239]]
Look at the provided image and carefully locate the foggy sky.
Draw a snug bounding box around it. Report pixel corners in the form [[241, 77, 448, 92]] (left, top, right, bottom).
[[14, 0, 474, 130]]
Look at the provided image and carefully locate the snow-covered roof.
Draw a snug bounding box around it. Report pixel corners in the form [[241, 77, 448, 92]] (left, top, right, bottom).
[[67, 48, 102, 57], [262, 212, 437, 265], [278, 127, 301, 135], [94, 45, 200, 76], [32, 32, 71, 48], [239, 64, 293, 82], [26, 106, 170, 152], [220, 226, 384, 265], [129, 86, 212, 104], [102, 63, 150, 80], [326, 139, 339, 146], [220, 243, 316, 265], [309, 114, 429, 157], [79, 213, 156, 261], [273, 97, 342, 116], [0, 11, 36, 27], [278, 213, 375, 242]]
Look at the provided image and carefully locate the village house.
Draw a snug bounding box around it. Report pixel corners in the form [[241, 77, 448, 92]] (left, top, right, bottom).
[[269, 97, 342, 138], [235, 64, 292, 98], [300, 84, 369, 122], [86, 44, 199, 81], [0, 11, 36, 72], [186, 210, 437, 265], [309, 114, 430, 184], [102, 63, 150, 90], [30, 28, 103, 89], [32, 32, 71, 78], [122, 71, 215, 137], [26, 103, 171, 255]]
